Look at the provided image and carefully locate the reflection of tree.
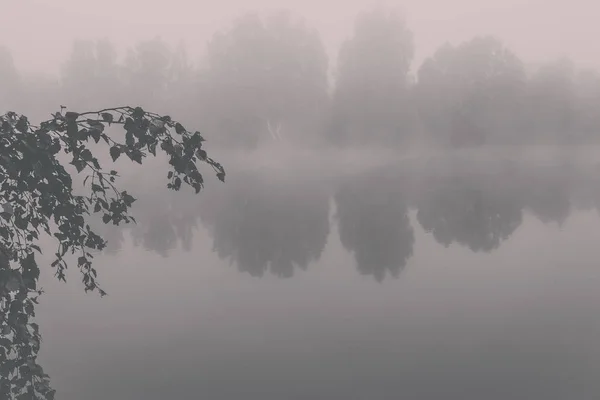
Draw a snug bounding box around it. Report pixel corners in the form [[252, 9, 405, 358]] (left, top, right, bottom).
[[129, 191, 201, 257], [334, 172, 414, 281], [87, 188, 201, 257], [520, 168, 572, 226], [199, 171, 330, 277], [416, 175, 523, 252]]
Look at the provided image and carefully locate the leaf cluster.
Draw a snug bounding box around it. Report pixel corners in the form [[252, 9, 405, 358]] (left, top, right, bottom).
[[0, 106, 224, 399]]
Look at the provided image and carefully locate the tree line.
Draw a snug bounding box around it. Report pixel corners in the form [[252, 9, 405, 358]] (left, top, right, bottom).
[[2, 8, 599, 150]]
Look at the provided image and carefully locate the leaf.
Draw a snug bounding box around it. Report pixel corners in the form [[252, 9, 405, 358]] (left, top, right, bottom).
[[90, 128, 101, 143], [71, 159, 86, 173], [101, 112, 114, 124], [65, 111, 79, 121], [109, 146, 121, 162], [122, 192, 136, 206], [148, 142, 157, 156], [80, 148, 93, 162], [87, 119, 105, 132], [217, 171, 226, 182], [16, 116, 29, 133], [125, 130, 134, 147], [102, 214, 111, 224], [128, 149, 143, 164], [175, 123, 185, 135], [67, 119, 78, 138], [132, 107, 145, 119]]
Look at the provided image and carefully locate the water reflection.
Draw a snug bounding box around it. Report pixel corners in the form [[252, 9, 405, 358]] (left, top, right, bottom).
[[35, 157, 600, 400], [520, 166, 574, 226], [334, 169, 414, 281], [198, 170, 331, 277], [416, 173, 523, 252], [93, 160, 600, 279]]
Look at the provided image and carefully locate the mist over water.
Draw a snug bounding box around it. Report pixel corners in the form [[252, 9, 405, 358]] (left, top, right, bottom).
[[31, 153, 600, 399], [3, 1, 600, 398]]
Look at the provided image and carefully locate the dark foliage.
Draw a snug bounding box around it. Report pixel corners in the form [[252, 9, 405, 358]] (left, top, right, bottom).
[[0, 106, 224, 399]]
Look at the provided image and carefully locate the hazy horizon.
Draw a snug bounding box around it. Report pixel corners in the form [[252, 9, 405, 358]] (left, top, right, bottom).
[[4, 0, 599, 76]]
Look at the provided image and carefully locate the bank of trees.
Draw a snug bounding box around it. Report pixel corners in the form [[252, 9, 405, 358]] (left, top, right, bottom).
[[2, 8, 600, 153]]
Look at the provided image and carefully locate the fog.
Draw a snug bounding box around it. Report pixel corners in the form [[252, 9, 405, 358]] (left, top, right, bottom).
[[5, 0, 600, 76], [34, 159, 600, 399], [3, 0, 600, 399]]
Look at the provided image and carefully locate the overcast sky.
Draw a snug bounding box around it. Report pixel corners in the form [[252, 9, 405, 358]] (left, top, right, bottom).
[[2, 0, 598, 75]]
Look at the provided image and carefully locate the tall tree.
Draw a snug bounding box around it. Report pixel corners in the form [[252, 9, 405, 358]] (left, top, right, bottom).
[[0, 47, 22, 114], [525, 58, 576, 143], [329, 8, 415, 146], [203, 11, 329, 148], [573, 68, 600, 142], [416, 36, 526, 147], [123, 38, 174, 110], [61, 39, 122, 109]]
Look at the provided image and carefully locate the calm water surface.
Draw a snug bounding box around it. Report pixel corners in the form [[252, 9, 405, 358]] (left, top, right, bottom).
[[36, 154, 600, 399]]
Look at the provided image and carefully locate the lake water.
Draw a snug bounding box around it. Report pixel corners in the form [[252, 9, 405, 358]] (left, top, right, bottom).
[[35, 152, 600, 399]]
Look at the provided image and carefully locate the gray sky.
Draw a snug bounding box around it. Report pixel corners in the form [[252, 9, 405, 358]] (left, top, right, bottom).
[[2, 0, 599, 76]]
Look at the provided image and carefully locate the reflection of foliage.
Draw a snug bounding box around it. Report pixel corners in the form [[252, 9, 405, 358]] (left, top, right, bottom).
[[130, 193, 201, 257], [0, 106, 224, 399], [199, 171, 330, 277], [335, 172, 414, 281], [521, 168, 572, 226], [416, 175, 522, 252], [88, 187, 203, 257]]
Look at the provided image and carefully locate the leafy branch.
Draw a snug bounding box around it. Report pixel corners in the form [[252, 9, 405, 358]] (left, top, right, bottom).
[[0, 106, 224, 399]]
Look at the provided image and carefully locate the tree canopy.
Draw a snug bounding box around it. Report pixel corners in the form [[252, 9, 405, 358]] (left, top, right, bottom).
[[203, 11, 329, 148], [416, 36, 527, 146], [329, 8, 416, 146], [0, 105, 224, 399]]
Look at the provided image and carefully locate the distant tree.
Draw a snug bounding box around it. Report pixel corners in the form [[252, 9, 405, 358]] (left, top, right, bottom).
[[525, 58, 576, 143], [0, 105, 224, 399], [416, 36, 526, 146], [203, 11, 329, 148], [329, 8, 416, 147], [573, 68, 600, 142], [61, 39, 123, 109], [123, 38, 175, 109], [0, 47, 23, 115]]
